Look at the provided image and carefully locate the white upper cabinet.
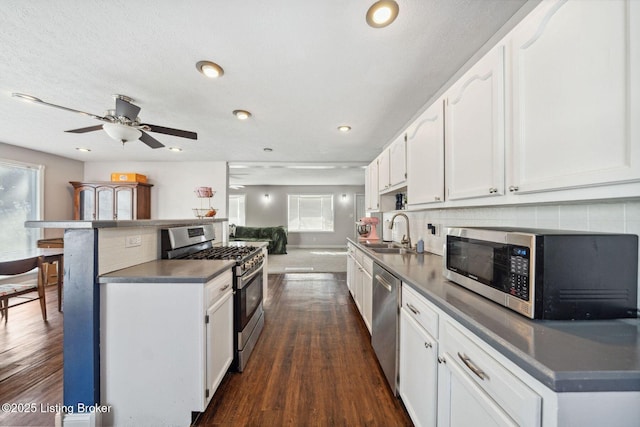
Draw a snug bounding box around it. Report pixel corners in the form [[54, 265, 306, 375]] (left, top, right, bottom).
[[378, 149, 390, 192], [366, 160, 380, 211], [378, 135, 407, 194], [389, 134, 407, 187], [407, 98, 445, 206], [445, 44, 506, 201], [509, 0, 640, 194]]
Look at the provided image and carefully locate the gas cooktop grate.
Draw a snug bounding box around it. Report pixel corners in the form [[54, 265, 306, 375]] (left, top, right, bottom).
[[180, 246, 259, 261]]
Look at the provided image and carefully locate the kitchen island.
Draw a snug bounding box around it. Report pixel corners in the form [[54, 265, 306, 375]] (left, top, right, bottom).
[[25, 218, 229, 426], [99, 259, 235, 426], [348, 238, 640, 426]]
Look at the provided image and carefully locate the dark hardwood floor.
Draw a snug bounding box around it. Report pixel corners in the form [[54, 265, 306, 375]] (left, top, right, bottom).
[[0, 285, 63, 427], [196, 273, 412, 426], [0, 273, 412, 426]]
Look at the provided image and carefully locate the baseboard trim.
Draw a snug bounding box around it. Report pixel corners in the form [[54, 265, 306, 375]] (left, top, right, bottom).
[[56, 411, 99, 427]]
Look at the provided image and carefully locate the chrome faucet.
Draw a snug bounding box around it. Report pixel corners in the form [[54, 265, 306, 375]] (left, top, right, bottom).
[[390, 213, 411, 249]]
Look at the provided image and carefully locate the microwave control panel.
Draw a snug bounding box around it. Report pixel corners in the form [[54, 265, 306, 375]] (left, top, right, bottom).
[[508, 246, 530, 301]]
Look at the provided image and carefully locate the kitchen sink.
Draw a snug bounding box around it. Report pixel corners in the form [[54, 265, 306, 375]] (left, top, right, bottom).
[[372, 247, 413, 254], [362, 243, 395, 248]]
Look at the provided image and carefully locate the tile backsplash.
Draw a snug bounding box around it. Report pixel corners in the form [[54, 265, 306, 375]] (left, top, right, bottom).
[[383, 200, 640, 309]]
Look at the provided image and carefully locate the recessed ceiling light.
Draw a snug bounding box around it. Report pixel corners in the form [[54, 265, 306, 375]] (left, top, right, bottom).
[[196, 60, 224, 78], [366, 0, 399, 28], [168, 147, 183, 152], [233, 110, 252, 120], [75, 147, 91, 152], [338, 125, 351, 132], [263, 147, 273, 152]]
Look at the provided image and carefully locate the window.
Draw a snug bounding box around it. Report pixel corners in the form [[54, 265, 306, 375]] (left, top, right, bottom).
[[0, 159, 43, 251], [228, 194, 246, 226], [288, 194, 334, 232]]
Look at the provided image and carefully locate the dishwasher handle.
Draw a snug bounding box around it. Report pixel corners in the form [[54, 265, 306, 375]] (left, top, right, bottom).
[[375, 274, 394, 292]]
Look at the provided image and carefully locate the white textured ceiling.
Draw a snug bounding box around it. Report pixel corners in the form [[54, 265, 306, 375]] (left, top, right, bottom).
[[0, 0, 531, 185]]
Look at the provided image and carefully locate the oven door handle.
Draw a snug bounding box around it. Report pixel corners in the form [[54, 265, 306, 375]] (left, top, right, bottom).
[[237, 262, 264, 289]]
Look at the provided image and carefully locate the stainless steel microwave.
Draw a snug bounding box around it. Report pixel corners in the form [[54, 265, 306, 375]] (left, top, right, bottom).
[[443, 227, 638, 320]]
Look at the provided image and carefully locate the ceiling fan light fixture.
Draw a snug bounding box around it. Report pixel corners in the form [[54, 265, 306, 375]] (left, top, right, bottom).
[[366, 0, 399, 28], [338, 125, 351, 132], [233, 110, 252, 120], [102, 123, 142, 143], [196, 61, 224, 78], [75, 147, 91, 152], [168, 147, 183, 152]]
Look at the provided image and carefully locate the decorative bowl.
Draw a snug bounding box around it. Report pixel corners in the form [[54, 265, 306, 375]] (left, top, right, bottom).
[[193, 208, 217, 218]]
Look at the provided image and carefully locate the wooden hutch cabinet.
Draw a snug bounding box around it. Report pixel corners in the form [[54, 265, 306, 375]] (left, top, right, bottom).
[[70, 181, 153, 220]]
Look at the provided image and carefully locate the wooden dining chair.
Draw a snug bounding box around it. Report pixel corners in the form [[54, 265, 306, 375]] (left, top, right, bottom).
[[0, 256, 47, 322]]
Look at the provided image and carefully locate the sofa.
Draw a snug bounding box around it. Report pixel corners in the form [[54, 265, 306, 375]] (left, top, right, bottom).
[[229, 225, 288, 254]]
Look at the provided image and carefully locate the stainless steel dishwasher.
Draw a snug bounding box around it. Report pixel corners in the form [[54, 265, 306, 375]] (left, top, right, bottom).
[[372, 263, 400, 395]]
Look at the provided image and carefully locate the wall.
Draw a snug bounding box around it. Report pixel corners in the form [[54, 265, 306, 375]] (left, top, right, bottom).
[[383, 200, 640, 309], [84, 161, 228, 219], [1, 142, 84, 239], [230, 185, 365, 247]]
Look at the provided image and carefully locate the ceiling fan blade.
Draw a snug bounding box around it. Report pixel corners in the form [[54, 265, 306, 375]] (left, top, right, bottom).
[[12, 93, 106, 121], [115, 98, 141, 120], [65, 125, 105, 134], [139, 131, 165, 149], [141, 123, 197, 140]]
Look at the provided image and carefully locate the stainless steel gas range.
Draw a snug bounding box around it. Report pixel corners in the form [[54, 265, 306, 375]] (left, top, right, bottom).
[[161, 224, 265, 372]]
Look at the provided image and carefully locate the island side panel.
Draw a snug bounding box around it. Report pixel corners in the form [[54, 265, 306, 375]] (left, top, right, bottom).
[[63, 228, 100, 411]]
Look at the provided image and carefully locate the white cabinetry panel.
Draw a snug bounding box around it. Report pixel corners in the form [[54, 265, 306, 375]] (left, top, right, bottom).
[[509, 0, 640, 193], [389, 135, 407, 187], [378, 149, 390, 192], [446, 45, 505, 201], [400, 303, 438, 427], [366, 160, 380, 211], [407, 98, 445, 206]]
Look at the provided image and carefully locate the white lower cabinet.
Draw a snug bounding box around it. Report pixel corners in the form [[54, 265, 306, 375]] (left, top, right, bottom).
[[399, 283, 541, 427], [205, 276, 234, 403], [400, 302, 438, 427], [347, 245, 356, 296], [346, 243, 373, 334], [399, 283, 640, 427], [438, 320, 541, 427], [100, 269, 234, 427], [361, 258, 373, 333]]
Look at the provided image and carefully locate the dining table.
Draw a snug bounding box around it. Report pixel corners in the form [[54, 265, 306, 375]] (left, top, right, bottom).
[[0, 248, 64, 311]]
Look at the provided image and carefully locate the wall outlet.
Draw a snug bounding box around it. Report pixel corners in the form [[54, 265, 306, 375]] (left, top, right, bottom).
[[125, 235, 142, 248]]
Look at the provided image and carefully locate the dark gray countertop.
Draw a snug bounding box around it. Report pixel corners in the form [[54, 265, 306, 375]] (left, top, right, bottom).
[[348, 238, 640, 393], [26, 218, 227, 229], [99, 259, 235, 284]]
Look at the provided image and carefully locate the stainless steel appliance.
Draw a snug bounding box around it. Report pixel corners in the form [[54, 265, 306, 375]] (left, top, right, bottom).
[[444, 227, 638, 320], [161, 224, 265, 371], [372, 263, 400, 395]]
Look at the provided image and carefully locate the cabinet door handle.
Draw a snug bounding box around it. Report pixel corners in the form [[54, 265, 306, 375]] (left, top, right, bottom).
[[424, 342, 432, 349], [434, 196, 441, 201], [220, 284, 230, 292], [406, 303, 420, 315], [509, 185, 519, 192], [438, 356, 446, 364], [458, 352, 488, 380], [489, 187, 498, 194]]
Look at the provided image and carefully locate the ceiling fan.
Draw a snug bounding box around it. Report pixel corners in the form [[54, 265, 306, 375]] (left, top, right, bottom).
[[12, 93, 197, 148]]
